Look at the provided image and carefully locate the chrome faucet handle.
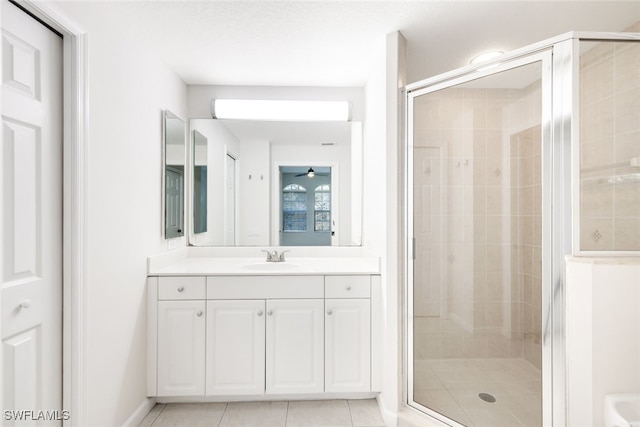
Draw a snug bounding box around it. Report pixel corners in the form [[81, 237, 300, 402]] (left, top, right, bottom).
[[261, 249, 275, 262], [278, 250, 290, 262]]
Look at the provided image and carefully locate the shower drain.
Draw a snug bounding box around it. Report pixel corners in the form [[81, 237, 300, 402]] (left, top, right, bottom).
[[478, 393, 497, 403]]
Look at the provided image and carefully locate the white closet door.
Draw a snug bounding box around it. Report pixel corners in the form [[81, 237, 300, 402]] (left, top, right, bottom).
[[1, 1, 63, 421]]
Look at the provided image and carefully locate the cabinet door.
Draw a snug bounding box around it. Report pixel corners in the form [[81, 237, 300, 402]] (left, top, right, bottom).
[[266, 299, 324, 394], [325, 299, 371, 392], [157, 300, 206, 396], [206, 300, 265, 395]]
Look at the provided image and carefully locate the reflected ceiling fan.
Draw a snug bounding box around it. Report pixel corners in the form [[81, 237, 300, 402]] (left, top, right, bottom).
[[295, 167, 329, 178]]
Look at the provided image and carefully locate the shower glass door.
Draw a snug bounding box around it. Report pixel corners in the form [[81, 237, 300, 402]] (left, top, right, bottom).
[[408, 55, 549, 427]]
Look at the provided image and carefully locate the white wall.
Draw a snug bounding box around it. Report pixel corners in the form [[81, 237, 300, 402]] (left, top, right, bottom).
[[362, 31, 406, 426], [566, 258, 640, 427], [51, 3, 188, 425]]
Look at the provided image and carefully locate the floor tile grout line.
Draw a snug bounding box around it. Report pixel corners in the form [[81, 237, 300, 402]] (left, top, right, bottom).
[[346, 399, 356, 427], [284, 400, 290, 427], [148, 403, 166, 426], [216, 402, 229, 427]]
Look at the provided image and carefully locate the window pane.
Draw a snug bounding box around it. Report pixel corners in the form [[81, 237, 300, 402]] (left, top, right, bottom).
[[283, 185, 307, 232], [313, 185, 331, 232], [314, 211, 330, 231]]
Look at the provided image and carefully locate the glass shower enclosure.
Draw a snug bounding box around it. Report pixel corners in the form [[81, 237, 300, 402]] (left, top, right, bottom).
[[405, 31, 640, 427]]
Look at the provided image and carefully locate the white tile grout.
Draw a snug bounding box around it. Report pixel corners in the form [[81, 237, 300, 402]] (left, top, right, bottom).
[[216, 403, 229, 427], [146, 403, 165, 427], [283, 401, 289, 427]]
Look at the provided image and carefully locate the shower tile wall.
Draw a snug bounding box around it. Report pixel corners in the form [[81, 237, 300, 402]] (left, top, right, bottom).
[[580, 38, 640, 251], [510, 125, 542, 369], [413, 78, 542, 363]]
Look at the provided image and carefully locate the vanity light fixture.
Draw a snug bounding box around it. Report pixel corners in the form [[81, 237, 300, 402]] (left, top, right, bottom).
[[211, 99, 351, 122]]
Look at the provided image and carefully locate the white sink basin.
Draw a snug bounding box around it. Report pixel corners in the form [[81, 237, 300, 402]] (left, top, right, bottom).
[[242, 263, 300, 272], [605, 394, 640, 427]]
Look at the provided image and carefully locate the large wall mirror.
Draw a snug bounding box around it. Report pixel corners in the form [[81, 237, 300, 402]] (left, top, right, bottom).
[[188, 119, 362, 247], [163, 110, 186, 239]]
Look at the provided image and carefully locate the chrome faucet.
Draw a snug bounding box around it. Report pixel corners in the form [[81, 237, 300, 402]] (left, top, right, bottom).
[[261, 249, 290, 262]]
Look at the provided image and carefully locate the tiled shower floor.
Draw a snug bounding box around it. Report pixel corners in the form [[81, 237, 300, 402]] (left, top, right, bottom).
[[413, 358, 542, 427], [139, 399, 386, 427]]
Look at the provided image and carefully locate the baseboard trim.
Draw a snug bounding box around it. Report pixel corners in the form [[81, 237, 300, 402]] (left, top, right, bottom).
[[376, 395, 398, 427], [155, 392, 377, 404], [122, 397, 156, 427]]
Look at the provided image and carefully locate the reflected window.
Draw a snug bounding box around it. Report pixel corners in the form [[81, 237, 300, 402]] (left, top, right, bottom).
[[283, 184, 307, 232], [314, 184, 331, 232]]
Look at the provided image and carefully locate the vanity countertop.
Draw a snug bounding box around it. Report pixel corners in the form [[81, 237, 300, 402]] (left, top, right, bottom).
[[148, 256, 380, 276]]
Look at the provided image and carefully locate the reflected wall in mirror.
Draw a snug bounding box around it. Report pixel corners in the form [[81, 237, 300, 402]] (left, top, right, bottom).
[[163, 110, 185, 239], [188, 119, 362, 247]]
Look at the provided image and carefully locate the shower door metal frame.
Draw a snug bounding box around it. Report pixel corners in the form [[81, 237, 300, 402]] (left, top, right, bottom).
[[405, 49, 555, 426], [404, 30, 640, 427]]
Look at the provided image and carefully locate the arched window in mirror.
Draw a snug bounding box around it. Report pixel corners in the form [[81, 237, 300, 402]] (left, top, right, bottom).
[[282, 184, 307, 232], [314, 184, 331, 232]]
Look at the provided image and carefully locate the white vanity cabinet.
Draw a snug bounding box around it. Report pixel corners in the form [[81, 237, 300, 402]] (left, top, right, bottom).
[[325, 276, 371, 392], [207, 276, 325, 395], [155, 277, 206, 396], [266, 299, 324, 394], [206, 300, 265, 395], [147, 274, 380, 398]]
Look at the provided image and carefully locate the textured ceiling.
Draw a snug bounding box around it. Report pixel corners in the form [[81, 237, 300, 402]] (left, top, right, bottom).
[[56, 1, 640, 86]]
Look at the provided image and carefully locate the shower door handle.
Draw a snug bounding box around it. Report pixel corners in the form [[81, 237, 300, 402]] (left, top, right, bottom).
[[411, 237, 416, 260]]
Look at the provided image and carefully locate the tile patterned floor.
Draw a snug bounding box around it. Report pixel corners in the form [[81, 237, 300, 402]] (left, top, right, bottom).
[[139, 399, 386, 427], [413, 358, 542, 427]]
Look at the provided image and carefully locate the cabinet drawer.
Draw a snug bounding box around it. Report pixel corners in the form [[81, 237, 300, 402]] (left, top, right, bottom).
[[325, 275, 370, 298], [158, 276, 206, 300], [207, 276, 323, 299]]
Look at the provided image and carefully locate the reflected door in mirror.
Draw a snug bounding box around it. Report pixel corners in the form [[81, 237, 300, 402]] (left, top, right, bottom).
[[163, 110, 186, 239], [280, 168, 331, 246], [165, 165, 184, 238]]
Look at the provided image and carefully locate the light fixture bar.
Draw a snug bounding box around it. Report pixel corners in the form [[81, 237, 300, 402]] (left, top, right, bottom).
[[211, 99, 351, 122]]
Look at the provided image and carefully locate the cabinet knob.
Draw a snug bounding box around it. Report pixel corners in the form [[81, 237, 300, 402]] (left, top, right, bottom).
[[345, 285, 352, 291], [177, 286, 184, 293], [327, 309, 333, 315], [257, 310, 263, 316], [19, 299, 32, 309], [196, 311, 203, 317], [267, 310, 273, 316]]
